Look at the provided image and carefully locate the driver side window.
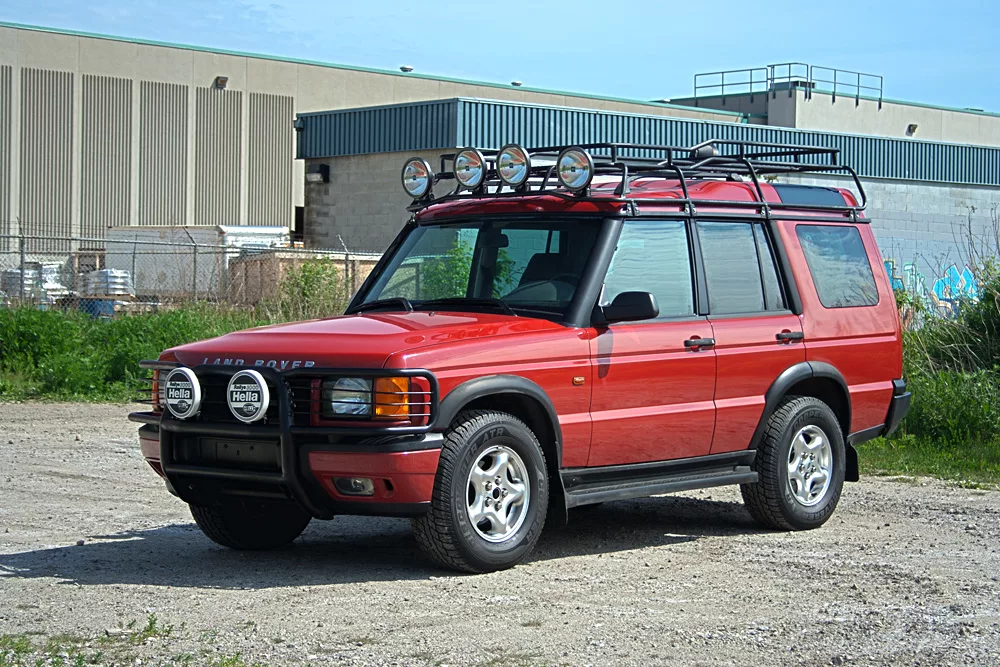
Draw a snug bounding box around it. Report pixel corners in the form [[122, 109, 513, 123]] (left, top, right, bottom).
[[602, 220, 695, 320]]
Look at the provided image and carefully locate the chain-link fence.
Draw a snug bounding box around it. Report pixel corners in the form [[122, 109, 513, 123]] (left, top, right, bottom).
[[0, 232, 383, 318]]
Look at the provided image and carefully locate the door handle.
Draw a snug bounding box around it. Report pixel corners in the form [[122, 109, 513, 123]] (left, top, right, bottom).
[[776, 331, 805, 342], [684, 337, 716, 349]]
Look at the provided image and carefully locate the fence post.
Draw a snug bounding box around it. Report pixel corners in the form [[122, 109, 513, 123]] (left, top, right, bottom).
[[18, 232, 26, 303], [192, 242, 198, 301]]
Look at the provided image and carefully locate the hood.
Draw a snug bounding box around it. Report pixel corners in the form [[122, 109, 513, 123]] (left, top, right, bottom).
[[166, 311, 563, 369]]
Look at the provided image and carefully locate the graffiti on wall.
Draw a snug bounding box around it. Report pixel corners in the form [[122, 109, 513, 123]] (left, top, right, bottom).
[[884, 258, 980, 318]]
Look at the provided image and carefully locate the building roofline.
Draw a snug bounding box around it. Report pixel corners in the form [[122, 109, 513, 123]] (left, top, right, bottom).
[[0, 20, 746, 120], [667, 87, 1000, 119]]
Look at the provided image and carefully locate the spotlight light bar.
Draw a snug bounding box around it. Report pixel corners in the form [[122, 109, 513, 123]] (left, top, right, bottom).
[[401, 157, 434, 199], [453, 148, 486, 190], [556, 147, 594, 192], [496, 144, 531, 188]]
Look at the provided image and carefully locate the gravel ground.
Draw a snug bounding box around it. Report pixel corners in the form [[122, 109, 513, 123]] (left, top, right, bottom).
[[1, 402, 999, 667]]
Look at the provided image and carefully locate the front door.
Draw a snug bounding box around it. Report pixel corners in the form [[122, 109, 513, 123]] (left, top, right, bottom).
[[587, 219, 717, 467]]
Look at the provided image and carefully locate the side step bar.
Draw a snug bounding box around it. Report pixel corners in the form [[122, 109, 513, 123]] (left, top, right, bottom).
[[561, 450, 758, 509]]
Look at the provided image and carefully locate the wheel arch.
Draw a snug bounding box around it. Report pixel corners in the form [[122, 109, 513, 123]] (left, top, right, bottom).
[[750, 361, 858, 482], [437, 375, 568, 522]]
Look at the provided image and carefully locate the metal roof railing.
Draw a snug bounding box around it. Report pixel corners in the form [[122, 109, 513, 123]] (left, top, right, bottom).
[[692, 63, 884, 110]]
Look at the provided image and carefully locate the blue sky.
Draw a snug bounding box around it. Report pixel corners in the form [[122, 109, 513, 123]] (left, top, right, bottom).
[[3, 0, 998, 112]]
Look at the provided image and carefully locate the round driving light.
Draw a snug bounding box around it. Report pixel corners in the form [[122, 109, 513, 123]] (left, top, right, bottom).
[[497, 144, 531, 187], [163, 367, 202, 420], [453, 148, 486, 190], [556, 147, 594, 192], [227, 369, 270, 424], [401, 158, 433, 199]]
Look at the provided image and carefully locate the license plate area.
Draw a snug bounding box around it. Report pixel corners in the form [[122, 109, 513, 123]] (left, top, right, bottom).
[[174, 437, 281, 472]]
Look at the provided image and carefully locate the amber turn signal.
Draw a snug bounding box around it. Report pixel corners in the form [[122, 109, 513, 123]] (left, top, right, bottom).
[[374, 376, 410, 419]]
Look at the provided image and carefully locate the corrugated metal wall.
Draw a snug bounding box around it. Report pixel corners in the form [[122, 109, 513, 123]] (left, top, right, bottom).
[[20, 68, 74, 253], [81, 75, 132, 243], [195, 88, 241, 226], [296, 100, 458, 160], [296, 99, 1000, 187], [0, 65, 11, 244], [140, 81, 188, 226], [248, 92, 293, 226]]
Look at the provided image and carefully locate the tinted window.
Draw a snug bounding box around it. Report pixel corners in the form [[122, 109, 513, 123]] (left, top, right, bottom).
[[754, 225, 786, 311], [796, 225, 879, 308], [698, 222, 765, 314], [602, 220, 694, 319]]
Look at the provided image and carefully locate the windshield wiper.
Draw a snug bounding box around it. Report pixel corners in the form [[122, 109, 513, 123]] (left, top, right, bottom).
[[415, 297, 517, 317], [349, 297, 414, 314]]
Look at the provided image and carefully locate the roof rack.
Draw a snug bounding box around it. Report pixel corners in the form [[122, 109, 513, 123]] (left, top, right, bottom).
[[412, 139, 867, 221]]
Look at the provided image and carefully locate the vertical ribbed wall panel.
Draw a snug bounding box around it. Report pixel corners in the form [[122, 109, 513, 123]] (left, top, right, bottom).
[[0, 66, 11, 245], [195, 88, 241, 226], [140, 81, 187, 226], [20, 68, 74, 253], [248, 92, 293, 226], [81, 75, 131, 244]]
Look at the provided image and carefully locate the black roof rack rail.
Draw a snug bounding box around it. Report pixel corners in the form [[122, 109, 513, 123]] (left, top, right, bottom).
[[409, 139, 867, 222]]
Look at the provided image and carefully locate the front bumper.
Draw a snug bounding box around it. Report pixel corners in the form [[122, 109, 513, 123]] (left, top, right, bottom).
[[131, 363, 441, 519]]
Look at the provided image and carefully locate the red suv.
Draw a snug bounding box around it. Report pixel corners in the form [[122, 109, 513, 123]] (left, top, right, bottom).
[[131, 140, 910, 573]]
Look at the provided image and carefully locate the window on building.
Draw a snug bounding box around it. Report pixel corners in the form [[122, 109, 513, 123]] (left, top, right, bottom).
[[602, 220, 694, 320], [796, 225, 879, 308]]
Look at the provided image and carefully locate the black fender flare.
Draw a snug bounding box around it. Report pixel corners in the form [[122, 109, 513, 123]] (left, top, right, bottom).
[[749, 361, 857, 481], [436, 374, 568, 522]]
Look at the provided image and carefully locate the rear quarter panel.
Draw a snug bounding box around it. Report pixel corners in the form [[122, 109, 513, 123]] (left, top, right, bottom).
[[778, 220, 902, 434]]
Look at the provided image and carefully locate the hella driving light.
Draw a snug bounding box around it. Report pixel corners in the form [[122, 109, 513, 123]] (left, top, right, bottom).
[[454, 148, 486, 190], [322, 377, 373, 417], [557, 147, 594, 192], [401, 158, 434, 199], [497, 144, 531, 187]]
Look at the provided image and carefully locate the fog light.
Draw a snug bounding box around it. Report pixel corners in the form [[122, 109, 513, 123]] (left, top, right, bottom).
[[334, 477, 375, 496]]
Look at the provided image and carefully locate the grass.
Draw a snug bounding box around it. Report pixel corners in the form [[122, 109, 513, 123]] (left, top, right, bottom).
[[860, 434, 1000, 488]]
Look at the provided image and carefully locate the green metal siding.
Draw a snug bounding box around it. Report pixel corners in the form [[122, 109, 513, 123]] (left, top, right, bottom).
[[298, 98, 1000, 187]]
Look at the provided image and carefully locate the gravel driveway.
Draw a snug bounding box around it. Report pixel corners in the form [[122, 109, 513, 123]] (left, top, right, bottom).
[[1, 402, 998, 666]]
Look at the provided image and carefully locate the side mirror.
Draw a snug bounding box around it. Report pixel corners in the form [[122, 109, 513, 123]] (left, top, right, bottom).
[[600, 291, 659, 324]]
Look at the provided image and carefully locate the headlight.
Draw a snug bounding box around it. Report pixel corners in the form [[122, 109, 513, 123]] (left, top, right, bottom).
[[322, 377, 372, 417]]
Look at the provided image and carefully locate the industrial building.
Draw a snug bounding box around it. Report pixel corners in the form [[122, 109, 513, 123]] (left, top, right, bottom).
[[2, 20, 1000, 312]]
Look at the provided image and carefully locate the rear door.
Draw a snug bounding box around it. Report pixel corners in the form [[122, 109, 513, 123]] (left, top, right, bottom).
[[587, 219, 717, 466], [697, 220, 806, 454]]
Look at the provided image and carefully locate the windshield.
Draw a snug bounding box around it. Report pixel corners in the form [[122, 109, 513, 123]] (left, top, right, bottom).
[[359, 219, 602, 318]]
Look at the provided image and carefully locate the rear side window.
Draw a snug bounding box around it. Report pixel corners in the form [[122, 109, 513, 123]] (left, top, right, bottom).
[[796, 225, 878, 308], [602, 220, 694, 319], [697, 221, 787, 314]]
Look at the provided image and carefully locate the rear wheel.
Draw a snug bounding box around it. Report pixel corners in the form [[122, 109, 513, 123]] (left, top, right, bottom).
[[413, 410, 548, 573], [190, 501, 311, 550], [741, 396, 845, 530]]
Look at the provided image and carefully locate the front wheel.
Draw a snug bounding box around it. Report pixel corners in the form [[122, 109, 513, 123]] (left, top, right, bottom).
[[740, 396, 846, 531], [413, 410, 548, 573], [190, 501, 311, 550]]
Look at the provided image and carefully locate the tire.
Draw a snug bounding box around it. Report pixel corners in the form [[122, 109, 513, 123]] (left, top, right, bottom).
[[740, 396, 846, 531], [190, 500, 311, 550], [413, 410, 549, 573]]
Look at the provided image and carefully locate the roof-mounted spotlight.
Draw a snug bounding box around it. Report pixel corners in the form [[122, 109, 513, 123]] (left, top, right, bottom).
[[497, 144, 531, 188], [556, 147, 594, 192], [453, 148, 486, 191], [401, 157, 434, 199]]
